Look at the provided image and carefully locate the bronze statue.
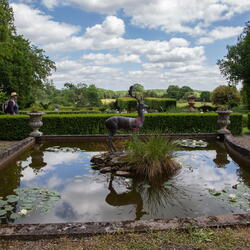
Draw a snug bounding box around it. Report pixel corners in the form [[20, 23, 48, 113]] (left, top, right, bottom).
[[105, 85, 148, 152]]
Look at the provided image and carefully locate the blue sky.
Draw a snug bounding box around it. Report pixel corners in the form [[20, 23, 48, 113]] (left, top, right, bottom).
[[10, 0, 250, 91]]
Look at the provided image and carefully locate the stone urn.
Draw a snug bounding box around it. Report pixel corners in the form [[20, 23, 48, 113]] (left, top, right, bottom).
[[216, 110, 232, 134], [188, 95, 196, 112], [27, 112, 45, 137]]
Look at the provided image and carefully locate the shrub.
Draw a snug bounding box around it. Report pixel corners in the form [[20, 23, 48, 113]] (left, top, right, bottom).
[[197, 105, 217, 112], [144, 98, 176, 111], [0, 113, 242, 140], [117, 97, 137, 111], [248, 113, 250, 129], [126, 136, 180, 182], [117, 97, 176, 111], [211, 85, 241, 108]]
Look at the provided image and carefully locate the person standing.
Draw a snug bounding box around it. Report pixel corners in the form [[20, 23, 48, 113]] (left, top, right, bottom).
[[5, 92, 19, 115]]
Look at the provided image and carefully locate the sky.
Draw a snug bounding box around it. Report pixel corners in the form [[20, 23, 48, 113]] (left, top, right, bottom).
[[9, 0, 250, 91]]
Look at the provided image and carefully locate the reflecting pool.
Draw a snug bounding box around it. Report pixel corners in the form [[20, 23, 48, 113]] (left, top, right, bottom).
[[0, 140, 249, 224]]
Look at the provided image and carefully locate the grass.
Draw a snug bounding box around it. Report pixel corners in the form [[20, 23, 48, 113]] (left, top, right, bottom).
[[243, 127, 250, 134], [1, 226, 249, 249], [177, 102, 214, 108], [126, 136, 180, 182]]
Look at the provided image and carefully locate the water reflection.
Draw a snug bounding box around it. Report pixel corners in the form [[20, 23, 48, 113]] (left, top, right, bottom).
[[29, 143, 47, 173], [213, 142, 230, 168], [106, 176, 145, 220], [0, 141, 249, 224]]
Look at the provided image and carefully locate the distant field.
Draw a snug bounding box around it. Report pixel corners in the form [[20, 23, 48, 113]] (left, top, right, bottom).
[[101, 99, 116, 104], [177, 102, 213, 108]]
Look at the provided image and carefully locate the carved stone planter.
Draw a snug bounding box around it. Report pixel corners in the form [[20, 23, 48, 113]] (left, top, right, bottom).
[[216, 110, 232, 134], [27, 112, 45, 137], [188, 95, 196, 112]]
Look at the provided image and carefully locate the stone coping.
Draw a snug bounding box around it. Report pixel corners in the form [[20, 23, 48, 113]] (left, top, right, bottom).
[[224, 134, 250, 164], [39, 133, 223, 142], [0, 213, 249, 240], [0, 137, 35, 168]]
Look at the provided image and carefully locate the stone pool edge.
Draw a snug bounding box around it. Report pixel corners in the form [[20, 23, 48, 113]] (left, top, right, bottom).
[[0, 213, 249, 240], [0, 137, 35, 169], [224, 134, 250, 164]]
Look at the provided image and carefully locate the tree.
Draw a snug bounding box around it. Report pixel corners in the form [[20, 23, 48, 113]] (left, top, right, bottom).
[[179, 86, 193, 100], [164, 85, 180, 99], [211, 85, 241, 108], [0, 0, 56, 108], [133, 83, 144, 93], [200, 91, 211, 102], [217, 21, 250, 108]]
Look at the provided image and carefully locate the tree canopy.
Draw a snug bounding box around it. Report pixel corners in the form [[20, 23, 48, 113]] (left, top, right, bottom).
[[217, 21, 250, 108], [0, 0, 56, 107]]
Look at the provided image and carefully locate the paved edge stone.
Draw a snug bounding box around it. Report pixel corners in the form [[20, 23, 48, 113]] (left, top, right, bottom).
[[224, 134, 250, 163], [0, 213, 249, 240], [0, 137, 35, 168]]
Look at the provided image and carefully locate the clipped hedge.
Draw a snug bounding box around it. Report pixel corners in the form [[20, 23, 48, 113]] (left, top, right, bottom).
[[0, 113, 242, 140], [117, 97, 176, 111], [248, 113, 250, 129], [144, 98, 176, 111]]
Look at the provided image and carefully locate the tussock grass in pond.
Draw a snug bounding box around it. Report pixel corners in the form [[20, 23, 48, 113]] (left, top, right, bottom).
[[126, 136, 181, 182]]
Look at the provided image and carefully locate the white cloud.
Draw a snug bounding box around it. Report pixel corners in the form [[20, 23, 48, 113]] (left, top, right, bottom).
[[82, 53, 141, 65], [11, 3, 80, 44], [35, 0, 250, 36], [198, 26, 243, 44], [42, 0, 59, 10], [11, 2, 232, 90]]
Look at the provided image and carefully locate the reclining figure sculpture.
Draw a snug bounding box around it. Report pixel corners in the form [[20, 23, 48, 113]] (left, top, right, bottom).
[[105, 85, 148, 152]]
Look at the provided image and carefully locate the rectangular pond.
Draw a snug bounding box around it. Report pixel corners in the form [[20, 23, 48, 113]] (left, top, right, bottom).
[[0, 139, 249, 224]]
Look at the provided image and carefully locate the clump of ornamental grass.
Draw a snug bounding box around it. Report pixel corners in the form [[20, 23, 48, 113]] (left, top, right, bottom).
[[126, 136, 181, 182]]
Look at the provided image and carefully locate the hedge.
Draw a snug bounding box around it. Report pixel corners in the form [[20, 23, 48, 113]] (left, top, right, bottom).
[[117, 97, 176, 111], [248, 113, 250, 129], [0, 113, 242, 140]]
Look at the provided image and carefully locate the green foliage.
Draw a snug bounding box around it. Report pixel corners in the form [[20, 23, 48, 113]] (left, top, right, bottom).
[[0, 1, 56, 108], [117, 97, 176, 111], [164, 85, 194, 100], [0, 88, 7, 105], [117, 97, 137, 111], [248, 113, 250, 129], [126, 136, 180, 181], [217, 21, 250, 108], [133, 83, 144, 92], [144, 98, 176, 111], [0, 113, 242, 140], [199, 91, 211, 102], [0, 187, 60, 222], [211, 85, 241, 108]]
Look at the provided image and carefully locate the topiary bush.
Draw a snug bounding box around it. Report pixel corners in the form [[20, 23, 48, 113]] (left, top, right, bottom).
[[211, 85, 241, 108], [0, 113, 242, 140]]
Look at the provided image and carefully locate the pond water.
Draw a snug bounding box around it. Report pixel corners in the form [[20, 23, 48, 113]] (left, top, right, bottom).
[[0, 140, 249, 224]]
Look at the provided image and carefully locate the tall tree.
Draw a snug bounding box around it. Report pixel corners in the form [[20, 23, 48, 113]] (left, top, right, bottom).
[[217, 21, 250, 108], [0, 0, 56, 107]]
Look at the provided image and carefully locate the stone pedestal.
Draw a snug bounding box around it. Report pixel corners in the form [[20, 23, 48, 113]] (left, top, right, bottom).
[[216, 110, 232, 134], [27, 112, 45, 137]]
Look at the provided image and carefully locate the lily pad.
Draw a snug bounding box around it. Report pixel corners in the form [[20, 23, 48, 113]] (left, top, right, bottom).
[[6, 195, 19, 203]]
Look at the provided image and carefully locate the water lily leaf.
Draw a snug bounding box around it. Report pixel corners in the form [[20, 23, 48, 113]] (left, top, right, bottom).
[[4, 205, 13, 211], [0, 210, 7, 216], [6, 195, 19, 203], [10, 213, 21, 219], [0, 200, 7, 207]]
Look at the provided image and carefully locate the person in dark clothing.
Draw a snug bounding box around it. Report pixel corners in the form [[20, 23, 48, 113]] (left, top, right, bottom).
[[5, 92, 19, 115]]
